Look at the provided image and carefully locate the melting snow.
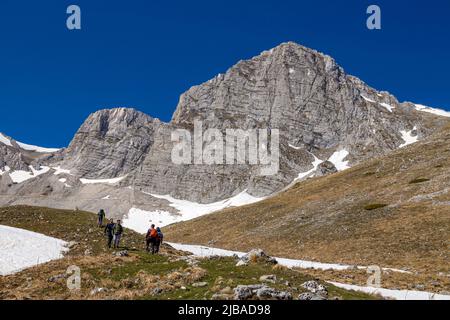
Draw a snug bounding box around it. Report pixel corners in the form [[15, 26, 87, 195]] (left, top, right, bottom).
[[414, 104, 450, 118], [15, 141, 60, 153], [361, 95, 375, 103], [123, 190, 264, 232], [399, 127, 419, 148], [0, 133, 12, 147], [8, 166, 51, 183], [288, 143, 303, 150], [167, 243, 447, 300], [379, 102, 394, 113], [80, 176, 127, 185], [329, 282, 450, 301], [0, 166, 11, 175], [52, 167, 72, 176], [0, 225, 68, 276], [168, 243, 407, 273], [295, 154, 323, 181], [0, 133, 59, 153], [328, 150, 350, 171]]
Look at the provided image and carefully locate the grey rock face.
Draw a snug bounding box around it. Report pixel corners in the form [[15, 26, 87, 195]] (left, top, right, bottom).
[[315, 161, 338, 176], [0, 143, 28, 172], [129, 42, 447, 201], [58, 108, 160, 178], [234, 284, 292, 300], [1, 41, 449, 210]]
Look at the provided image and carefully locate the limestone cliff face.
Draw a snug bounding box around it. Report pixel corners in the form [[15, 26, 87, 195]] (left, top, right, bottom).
[[1, 42, 449, 206], [59, 108, 159, 178], [129, 42, 445, 201]]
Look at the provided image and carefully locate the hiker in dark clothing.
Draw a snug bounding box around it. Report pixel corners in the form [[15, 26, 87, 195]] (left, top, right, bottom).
[[154, 227, 164, 254], [113, 220, 123, 249], [97, 209, 106, 227], [145, 224, 156, 252], [104, 219, 115, 249]]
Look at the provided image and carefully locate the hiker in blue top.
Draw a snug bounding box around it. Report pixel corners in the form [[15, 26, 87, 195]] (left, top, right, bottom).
[[104, 219, 115, 249], [155, 227, 164, 254]]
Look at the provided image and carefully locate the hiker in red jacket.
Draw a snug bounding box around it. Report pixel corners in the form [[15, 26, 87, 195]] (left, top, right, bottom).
[[145, 224, 156, 252]]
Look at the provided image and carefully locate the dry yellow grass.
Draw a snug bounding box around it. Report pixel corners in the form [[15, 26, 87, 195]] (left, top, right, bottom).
[[166, 125, 450, 289]]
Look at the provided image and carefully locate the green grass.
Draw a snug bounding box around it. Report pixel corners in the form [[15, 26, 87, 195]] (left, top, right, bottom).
[[0, 205, 379, 300]]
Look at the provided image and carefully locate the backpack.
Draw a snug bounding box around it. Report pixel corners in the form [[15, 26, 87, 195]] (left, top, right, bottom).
[[150, 228, 158, 238]]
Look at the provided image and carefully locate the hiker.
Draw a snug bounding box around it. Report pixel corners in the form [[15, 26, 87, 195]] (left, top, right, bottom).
[[97, 209, 106, 227], [155, 227, 164, 254], [113, 220, 124, 249], [104, 219, 115, 249], [145, 224, 156, 252]]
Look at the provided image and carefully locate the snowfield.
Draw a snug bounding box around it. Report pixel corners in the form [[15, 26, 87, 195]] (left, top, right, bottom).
[[168, 243, 406, 273], [15, 141, 60, 153], [0, 132, 60, 153], [8, 166, 51, 183], [0, 133, 13, 147], [123, 190, 264, 232], [0, 225, 68, 276], [80, 175, 127, 185], [414, 104, 450, 118], [329, 282, 450, 301], [168, 243, 450, 300], [399, 127, 419, 148], [328, 150, 350, 171]]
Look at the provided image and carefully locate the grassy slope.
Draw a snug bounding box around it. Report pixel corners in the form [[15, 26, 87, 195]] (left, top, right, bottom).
[[0, 206, 374, 300], [165, 125, 450, 292]]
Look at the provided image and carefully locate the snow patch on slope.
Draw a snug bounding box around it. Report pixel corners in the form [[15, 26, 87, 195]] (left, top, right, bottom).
[[0, 166, 11, 175], [168, 243, 407, 273], [329, 282, 450, 301], [414, 104, 450, 118], [123, 190, 264, 232], [380, 102, 394, 113], [295, 154, 323, 181], [16, 141, 60, 153], [0, 225, 68, 276], [0, 133, 60, 153], [168, 243, 448, 300], [0, 133, 13, 147], [361, 95, 375, 103], [328, 150, 350, 171], [8, 166, 51, 183], [80, 176, 127, 185], [52, 167, 72, 176], [399, 127, 419, 148]]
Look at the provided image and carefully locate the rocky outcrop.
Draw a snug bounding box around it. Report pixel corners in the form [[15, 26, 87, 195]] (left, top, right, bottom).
[[315, 161, 338, 176], [234, 284, 292, 300], [58, 108, 160, 178]]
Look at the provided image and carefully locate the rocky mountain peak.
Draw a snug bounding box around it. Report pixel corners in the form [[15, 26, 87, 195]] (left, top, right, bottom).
[[59, 107, 160, 178]]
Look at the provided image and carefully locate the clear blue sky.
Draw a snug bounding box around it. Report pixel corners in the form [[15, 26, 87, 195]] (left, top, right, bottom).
[[0, 0, 449, 147]]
